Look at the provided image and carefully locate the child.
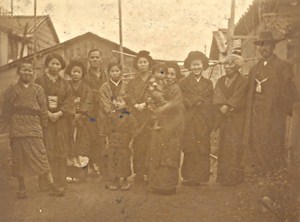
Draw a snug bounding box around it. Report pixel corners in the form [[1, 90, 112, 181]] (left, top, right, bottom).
[[65, 60, 93, 183], [105, 96, 136, 191], [145, 63, 168, 129]]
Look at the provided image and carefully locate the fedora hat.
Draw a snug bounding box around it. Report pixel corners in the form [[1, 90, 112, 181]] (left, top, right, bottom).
[[253, 31, 280, 45]]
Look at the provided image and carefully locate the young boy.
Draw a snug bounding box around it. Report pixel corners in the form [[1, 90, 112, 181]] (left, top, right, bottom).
[[105, 96, 136, 190]]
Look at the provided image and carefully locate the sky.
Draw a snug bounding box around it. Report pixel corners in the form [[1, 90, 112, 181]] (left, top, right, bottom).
[[1, 0, 253, 60]]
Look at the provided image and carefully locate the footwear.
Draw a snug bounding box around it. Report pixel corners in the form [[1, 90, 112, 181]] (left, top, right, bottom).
[[17, 190, 29, 199], [120, 182, 131, 191], [181, 179, 201, 186]]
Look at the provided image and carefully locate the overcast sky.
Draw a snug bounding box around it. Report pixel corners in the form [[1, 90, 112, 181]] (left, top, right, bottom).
[[2, 0, 253, 60]]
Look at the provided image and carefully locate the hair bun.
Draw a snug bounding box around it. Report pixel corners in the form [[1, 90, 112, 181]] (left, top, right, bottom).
[[138, 50, 150, 56]]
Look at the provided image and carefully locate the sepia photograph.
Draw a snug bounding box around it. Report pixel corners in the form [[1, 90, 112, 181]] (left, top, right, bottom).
[[0, 0, 300, 221]]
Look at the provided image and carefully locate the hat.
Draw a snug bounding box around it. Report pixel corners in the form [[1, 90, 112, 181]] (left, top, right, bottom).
[[253, 31, 280, 45], [183, 51, 209, 69]]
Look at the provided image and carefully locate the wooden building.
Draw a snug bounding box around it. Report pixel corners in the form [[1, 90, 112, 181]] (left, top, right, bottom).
[[0, 13, 59, 66]]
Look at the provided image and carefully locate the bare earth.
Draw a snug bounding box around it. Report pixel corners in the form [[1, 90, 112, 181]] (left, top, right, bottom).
[[0, 139, 276, 222]]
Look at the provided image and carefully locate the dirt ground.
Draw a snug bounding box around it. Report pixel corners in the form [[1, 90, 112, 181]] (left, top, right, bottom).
[[0, 137, 280, 222]]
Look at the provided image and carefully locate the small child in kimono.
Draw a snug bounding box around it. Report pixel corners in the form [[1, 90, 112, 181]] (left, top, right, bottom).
[[105, 96, 136, 191], [145, 63, 168, 129]]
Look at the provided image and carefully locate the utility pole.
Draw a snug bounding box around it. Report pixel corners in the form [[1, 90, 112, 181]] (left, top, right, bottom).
[[118, 0, 124, 68], [227, 0, 235, 54], [33, 0, 37, 71]]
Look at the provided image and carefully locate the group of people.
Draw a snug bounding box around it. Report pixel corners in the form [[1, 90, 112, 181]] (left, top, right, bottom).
[[3, 31, 298, 202]]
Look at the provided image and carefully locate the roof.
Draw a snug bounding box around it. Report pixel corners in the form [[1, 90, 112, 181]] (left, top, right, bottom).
[[0, 32, 137, 72], [0, 15, 59, 42], [235, 0, 298, 35]]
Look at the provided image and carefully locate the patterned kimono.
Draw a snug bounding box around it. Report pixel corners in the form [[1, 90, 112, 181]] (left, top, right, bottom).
[[179, 73, 214, 183], [68, 80, 93, 164], [2, 81, 50, 177], [105, 110, 136, 180], [84, 68, 107, 168], [214, 73, 248, 185], [35, 74, 74, 188], [243, 54, 297, 173], [147, 82, 184, 192], [124, 72, 152, 179]]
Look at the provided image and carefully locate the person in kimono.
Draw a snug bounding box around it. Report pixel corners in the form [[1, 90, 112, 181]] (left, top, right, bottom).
[[2, 61, 54, 199], [84, 49, 108, 176], [179, 51, 215, 186], [243, 31, 297, 174], [35, 53, 74, 197], [124, 50, 154, 184], [243, 31, 298, 219], [105, 96, 136, 191], [99, 62, 125, 180], [214, 54, 248, 186], [147, 61, 185, 195], [65, 60, 93, 183]]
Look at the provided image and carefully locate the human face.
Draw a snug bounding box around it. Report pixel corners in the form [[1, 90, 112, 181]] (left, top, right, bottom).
[[109, 65, 122, 82], [166, 67, 177, 84], [18, 63, 34, 84], [136, 57, 150, 73], [89, 51, 102, 68], [70, 66, 83, 82], [153, 68, 166, 80], [190, 59, 204, 76], [224, 60, 238, 77], [47, 58, 62, 75], [258, 43, 275, 59], [113, 98, 126, 110]]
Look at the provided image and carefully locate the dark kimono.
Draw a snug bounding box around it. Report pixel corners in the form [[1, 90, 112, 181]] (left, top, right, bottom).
[[214, 73, 248, 185], [84, 68, 107, 168], [68, 80, 93, 159], [179, 73, 214, 183], [35, 74, 74, 188], [243, 54, 297, 173], [124, 72, 152, 179], [147, 83, 184, 192], [105, 110, 136, 180], [2, 81, 50, 177]]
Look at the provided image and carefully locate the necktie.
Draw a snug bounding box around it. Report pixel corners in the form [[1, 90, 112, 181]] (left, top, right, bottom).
[[255, 78, 268, 93]]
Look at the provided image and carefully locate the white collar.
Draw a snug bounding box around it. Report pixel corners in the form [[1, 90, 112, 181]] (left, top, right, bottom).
[[110, 79, 121, 86], [196, 76, 201, 82], [23, 83, 30, 88]]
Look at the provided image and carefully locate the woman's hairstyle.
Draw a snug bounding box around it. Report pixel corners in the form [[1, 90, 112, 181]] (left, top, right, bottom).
[[165, 61, 181, 79], [133, 50, 154, 70], [44, 53, 66, 69], [17, 60, 34, 73], [107, 62, 122, 73], [151, 62, 168, 75], [183, 51, 209, 70], [65, 60, 86, 76]]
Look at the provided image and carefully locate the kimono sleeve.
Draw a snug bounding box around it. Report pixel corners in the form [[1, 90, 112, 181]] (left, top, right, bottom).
[[1, 85, 15, 122], [99, 83, 114, 115], [226, 76, 248, 110], [36, 85, 48, 128], [124, 80, 137, 106], [60, 81, 76, 116], [213, 78, 227, 105]]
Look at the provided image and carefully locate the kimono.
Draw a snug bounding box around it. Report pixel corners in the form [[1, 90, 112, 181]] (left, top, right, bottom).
[[67, 80, 93, 169], [147, 82, 184, 192], [179, 73, 214, 183], [35, 74, 74, 188], [214, 72, 248, 185], [105, 110, 136, 180], [84, 68, 107, 168], [2, 81, 50, 177], [124, 72, 152, 179], [243, 54, 297, 173]]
